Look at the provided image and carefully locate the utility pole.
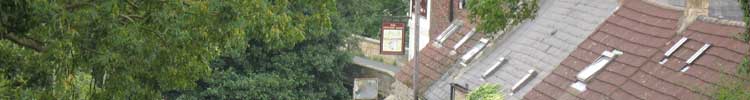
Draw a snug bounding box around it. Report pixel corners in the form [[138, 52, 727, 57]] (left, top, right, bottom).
[[412, 0, 421, 100]]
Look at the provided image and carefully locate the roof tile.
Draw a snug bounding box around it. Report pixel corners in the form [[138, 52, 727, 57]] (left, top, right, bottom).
[[560, 56, 590, 71], [621, 81, 677, 100], [543, 73, 574, 88], [595, 70, 628, 86], [569, 49, 599, 64], [614, 53, 649, 67], [534, 82, 568, 98], [694, 55, 740, 75], [524, 90, 555, 100], [609, 89, 639, 100], [553, 65, 580, 81], [684, 65, 724, 84], [630, 71, 692, 97], [578, 39, 613, 54], [522, 0, 749, 99], [577, 90, 608, 100], [615, 7, 678, 29], [686, 21, 746, 38], [587, 79, 619, 95], [605, 62, 639, 77], [706, 47, 746, 63], [621, 0, 681, 19]]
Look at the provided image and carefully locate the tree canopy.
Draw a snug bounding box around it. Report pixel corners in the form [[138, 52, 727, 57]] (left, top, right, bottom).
[[467, 0, 538, 34], [0, 0, 350, 99], [336, 0, 408, 38]]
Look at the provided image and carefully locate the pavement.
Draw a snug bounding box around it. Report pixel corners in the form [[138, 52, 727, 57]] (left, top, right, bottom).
[[421, 0, 621, 99]]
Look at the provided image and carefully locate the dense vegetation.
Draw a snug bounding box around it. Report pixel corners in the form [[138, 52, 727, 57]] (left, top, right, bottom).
[[467, 0, 538, 34], [738, 0, 749, 42], [0, 0, 388, 99], [336, 0, 408, 38]]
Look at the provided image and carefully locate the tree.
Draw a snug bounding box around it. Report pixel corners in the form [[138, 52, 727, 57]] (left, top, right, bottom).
[[335, 0, 408, 38], [467, 0, 538, 34], [2, 0, 357, 99], [175, 0, 353, 99], [1, 0, 250, 99]]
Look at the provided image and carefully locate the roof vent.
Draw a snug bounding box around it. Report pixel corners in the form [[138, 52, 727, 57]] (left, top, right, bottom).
[[459, 38, 489, 66], [435, 21, 463, 46], [482, 57, 506, 78], [510, 69, 537, 94], [453, 28, 477, 49]]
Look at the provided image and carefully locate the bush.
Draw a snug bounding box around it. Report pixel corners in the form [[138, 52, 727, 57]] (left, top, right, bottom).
[[467, 84, 504, 100], [713, 56, 750, 100], [467, 0, 538, 34]]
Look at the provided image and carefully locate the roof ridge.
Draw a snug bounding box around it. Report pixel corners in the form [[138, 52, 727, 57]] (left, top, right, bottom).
[[641, 0, 685, 11], [696, 15, 748, 28]]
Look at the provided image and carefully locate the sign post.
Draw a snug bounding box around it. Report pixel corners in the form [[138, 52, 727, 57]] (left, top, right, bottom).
[[380, 22, 406, 55]]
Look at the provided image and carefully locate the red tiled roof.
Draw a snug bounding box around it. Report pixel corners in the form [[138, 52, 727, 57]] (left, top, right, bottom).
[[395, 0, 483, 93], [524, 0, 749, 100]]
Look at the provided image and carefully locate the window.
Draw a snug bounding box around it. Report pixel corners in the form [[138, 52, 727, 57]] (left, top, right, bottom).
[[413, 0, 428, 16]]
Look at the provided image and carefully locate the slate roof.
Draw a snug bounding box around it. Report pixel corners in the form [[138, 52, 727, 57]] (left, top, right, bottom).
[[394, 0, 485, 93], [523, 0, 749, 100], [421, 0, 622, 99]]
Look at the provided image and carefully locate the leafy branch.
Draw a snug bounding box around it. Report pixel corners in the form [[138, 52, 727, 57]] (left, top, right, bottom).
[[467, 0, 538, 34]]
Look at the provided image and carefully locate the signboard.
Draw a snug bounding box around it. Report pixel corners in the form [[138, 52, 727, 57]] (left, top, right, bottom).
[[353, 78, 378, 100], [380, 22, 406, 55]]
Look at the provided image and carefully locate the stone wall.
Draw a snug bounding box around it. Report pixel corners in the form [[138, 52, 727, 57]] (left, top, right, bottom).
[[355, 35, 403, 66]]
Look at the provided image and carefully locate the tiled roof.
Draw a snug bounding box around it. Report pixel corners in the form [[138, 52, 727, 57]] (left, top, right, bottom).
[[422, 0, 623, 99], [395, 0, 484, 93], [524, 0, 749, 100]]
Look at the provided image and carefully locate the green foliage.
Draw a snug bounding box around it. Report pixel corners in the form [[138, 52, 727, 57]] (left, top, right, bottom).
[[713, 77, 750, 100], [741, 0, 749, 42], [1, 0, 252, 99], [467, 84, 504, 100], [467, 0, 538, 34], [2, 0, 355, 99], [713, 56, 750, 100], [336, 0, 408, 38], [175, 0, 353, 99], [739, 57, 750, 75], [738, 32, 750, 42]]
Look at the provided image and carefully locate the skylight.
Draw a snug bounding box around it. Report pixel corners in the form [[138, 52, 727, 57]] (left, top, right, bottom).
[[660, 37, 688, 64], [571, 49, 623, 92], [681, 43, 710, 72]]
